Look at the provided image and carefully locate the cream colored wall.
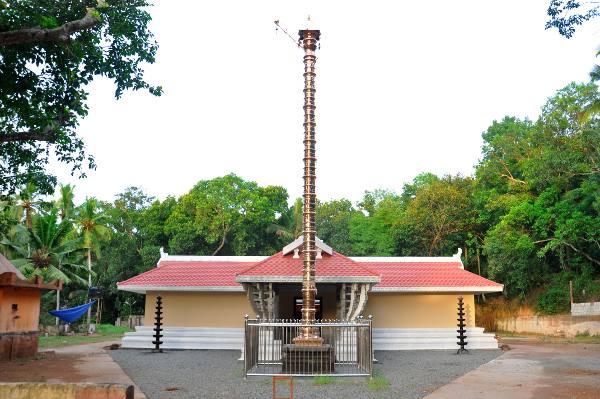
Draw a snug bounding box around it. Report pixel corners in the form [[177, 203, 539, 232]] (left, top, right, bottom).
[[144, 291, 255, 328], [142, 291, 475, 329], [363, 293, 475, 328], [0, 287, 41, 333]]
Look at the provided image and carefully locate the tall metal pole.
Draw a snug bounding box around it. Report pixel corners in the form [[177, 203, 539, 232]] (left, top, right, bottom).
[[294, 26, 323, 346]]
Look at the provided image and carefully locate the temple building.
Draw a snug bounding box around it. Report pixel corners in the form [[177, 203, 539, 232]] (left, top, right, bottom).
[[117, 238, 503, 351]]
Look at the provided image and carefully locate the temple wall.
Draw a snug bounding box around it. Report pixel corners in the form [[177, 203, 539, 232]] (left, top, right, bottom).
[[363, 293, 475, 328], [0, 287, 41, 333], [144, 291, 255, 328], [143, 290, 475, 329]]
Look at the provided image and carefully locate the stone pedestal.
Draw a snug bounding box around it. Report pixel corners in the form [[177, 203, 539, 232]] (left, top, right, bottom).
[[281, 344, 334, 374], [0, 331, 38, 361]]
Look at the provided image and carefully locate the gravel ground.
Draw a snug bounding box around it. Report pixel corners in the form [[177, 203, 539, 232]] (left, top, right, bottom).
[[110, 349, 502, 399]]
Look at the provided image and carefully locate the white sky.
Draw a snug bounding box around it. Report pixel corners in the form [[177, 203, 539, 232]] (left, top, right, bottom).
[[52, 0, 600, 205]]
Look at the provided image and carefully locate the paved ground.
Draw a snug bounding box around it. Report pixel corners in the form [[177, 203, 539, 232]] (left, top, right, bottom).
[[4, 339, 598, 398], [0, 341, 146, 399], [425, 339, 600, 399], [109, 349, 502, 399]]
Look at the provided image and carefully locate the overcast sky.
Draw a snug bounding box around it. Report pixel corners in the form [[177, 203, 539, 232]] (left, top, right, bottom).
[[51, 0, 600, 205]]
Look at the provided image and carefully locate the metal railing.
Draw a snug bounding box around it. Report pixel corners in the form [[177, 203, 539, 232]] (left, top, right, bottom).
[[244, 316, 373, 377]]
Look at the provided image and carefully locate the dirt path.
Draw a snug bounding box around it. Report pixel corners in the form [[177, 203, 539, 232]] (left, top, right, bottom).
[[0, 341, 147, 399], [425, 339, 600, 399]]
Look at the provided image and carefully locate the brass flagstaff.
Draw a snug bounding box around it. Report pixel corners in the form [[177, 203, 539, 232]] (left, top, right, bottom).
[[293, 25, 323, 346]]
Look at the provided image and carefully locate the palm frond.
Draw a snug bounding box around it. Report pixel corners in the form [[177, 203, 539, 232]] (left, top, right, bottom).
[[579, 99, 600, 124]]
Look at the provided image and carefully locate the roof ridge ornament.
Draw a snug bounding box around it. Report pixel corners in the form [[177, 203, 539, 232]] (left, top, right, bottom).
[[282, 236, 333, 256]]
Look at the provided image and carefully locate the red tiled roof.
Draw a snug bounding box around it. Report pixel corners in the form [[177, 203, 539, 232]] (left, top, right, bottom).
[[118, 261, 252, 288], [117, 254, 502, 292], [358, 261, 503, 290], [236, 252, 380, 279]]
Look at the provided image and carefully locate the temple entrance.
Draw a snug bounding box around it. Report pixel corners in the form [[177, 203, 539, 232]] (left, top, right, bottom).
[[276, 284, 337, 320], [241, 282, 372, 321]]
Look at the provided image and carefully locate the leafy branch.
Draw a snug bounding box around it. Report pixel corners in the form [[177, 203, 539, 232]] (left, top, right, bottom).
[[0, 4, 104, 46]]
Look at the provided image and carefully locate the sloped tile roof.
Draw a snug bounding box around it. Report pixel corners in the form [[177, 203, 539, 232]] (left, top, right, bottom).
[[118, 261, 252, 288], [355, 261, 503, 291], [235, 252, 380, 283], [117, 252, 503, 293]]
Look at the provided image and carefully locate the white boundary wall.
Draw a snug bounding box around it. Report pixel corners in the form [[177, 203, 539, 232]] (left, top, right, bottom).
[[571, 302, 600, 316]]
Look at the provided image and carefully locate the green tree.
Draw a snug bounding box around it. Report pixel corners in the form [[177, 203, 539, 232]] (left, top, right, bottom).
[[0, 0, 161, 194], [400, 176, 477, 256], [1, 211, 84, 282], [55, 184, 75, 221], [165, 174, 288, 256], [400, 172, 439, 205], [268, 197, 303, 241], [350, 191, 402, 256], [480, 82, 600, 300], [546, 1, 599, 38], [75, 197, 110, 324], [14, 182, 45, 229], [316, 199, 358, 254], [109, 187, 154, 237], [93, 187, 160, 323]]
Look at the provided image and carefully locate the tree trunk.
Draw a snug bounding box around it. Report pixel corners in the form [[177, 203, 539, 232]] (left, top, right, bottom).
[[25, 207, 32, 229], [55, 289, 60, 326], [477, 248, 486, 301], [87, 248, 92, 327], [212, 226, 229, 255]]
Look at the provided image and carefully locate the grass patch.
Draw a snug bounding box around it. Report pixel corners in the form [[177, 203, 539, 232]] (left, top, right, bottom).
[[313, 375, 334, 385], [499, 330, 600, 344], [570, 333, 600, 344], [366, 371, 390, 391], [39, 323, 132, 348], [96, 324, 132, 334], [498, 331, 537, 338]]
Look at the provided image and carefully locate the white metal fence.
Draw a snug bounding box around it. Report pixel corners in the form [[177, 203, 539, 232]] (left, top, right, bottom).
[[244, 316, 373, 377]]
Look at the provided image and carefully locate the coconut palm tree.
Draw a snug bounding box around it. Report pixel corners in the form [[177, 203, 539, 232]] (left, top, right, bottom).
[[14, 182, 43, 229], [1, 212, 84, 282], [56, 184, 75, 222], [267, 197, 303, 241], [75, 198, 111, 325]]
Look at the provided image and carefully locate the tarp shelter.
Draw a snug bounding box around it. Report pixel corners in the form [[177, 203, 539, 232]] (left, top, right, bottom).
[[50, 301, 96, 324]]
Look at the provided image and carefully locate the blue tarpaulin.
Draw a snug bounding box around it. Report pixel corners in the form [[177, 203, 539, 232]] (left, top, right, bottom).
[[49, 301, 96, 323]]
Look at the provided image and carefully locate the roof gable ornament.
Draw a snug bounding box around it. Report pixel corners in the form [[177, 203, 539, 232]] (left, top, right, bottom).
[[453, 248, 464, 269], [282, 236, 333, 257], [453, 248, 462, 258]]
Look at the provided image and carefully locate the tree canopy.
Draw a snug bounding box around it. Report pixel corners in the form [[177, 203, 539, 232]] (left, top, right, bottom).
[[0, 0, 161, 195], [546, 0, 600, 38]]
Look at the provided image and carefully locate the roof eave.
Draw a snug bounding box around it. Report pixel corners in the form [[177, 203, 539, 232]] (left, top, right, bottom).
[[116, 284, 245, 294], [236, 275, 381, 284], [371, 285, 504, 293]]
